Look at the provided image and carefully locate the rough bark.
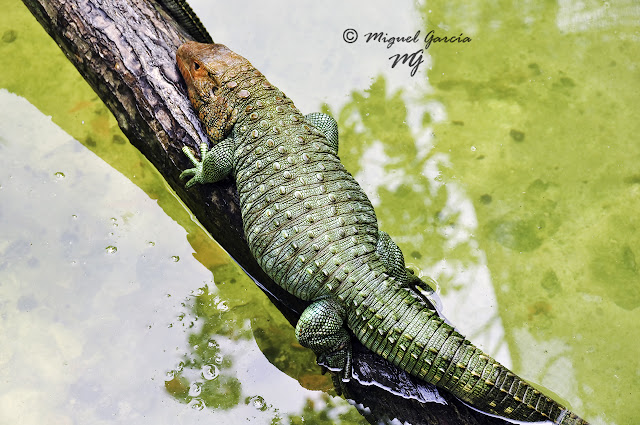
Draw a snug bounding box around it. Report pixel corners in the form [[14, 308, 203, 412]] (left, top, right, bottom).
[[20, 1, 510, 424]]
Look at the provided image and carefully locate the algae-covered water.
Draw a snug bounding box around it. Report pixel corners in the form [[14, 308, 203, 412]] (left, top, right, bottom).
[[1, 0, 638, 424]]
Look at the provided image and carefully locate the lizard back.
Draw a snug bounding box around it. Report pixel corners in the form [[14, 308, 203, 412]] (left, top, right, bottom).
[[231, 92, 383, 301]]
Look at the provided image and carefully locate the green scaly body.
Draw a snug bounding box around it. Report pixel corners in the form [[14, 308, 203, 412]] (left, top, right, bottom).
[[176, 41, 589, 425]]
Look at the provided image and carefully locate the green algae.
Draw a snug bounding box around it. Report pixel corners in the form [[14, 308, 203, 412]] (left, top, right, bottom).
[[413, 1, 640, 423]]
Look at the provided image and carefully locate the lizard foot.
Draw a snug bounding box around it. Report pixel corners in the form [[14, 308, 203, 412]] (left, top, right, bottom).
[[180, 143, 209, 188], [318, 348, 352, 396], [316, 343, 352, 381], [295, 297, 353, 393], [180, 137, 234, 188]]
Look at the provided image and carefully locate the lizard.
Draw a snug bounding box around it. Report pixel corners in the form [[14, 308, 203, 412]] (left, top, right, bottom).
[[176, 40, 590, 425]]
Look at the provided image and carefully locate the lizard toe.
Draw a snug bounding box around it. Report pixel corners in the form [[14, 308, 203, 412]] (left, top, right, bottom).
[[180, 168, 197, 179]]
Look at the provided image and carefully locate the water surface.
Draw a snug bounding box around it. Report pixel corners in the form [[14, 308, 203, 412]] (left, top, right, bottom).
[[1, 0, 638, 424]]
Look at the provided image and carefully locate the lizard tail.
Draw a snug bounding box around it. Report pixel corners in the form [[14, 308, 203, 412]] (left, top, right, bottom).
[[346, 281, 589, 425]]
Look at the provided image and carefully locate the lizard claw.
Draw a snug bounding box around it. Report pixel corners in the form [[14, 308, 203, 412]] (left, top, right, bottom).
[[181, 173, 199, 189], [331, 373, 344, 396], [179, 168, 197, 178]]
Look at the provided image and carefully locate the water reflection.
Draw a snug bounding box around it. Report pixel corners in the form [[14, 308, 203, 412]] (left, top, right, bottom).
[[165, 284, 244, 410], [164, 268, 370, 422], [420, 1, 640, 423]]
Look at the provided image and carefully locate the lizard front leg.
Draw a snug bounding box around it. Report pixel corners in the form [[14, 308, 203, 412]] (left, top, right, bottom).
[[295, 297, 352, 391], [305, 112, 339, 154], [180, 138, 234, 188]]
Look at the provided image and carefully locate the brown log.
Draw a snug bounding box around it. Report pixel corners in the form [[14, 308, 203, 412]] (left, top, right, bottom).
[[20, 1, 510, 424]]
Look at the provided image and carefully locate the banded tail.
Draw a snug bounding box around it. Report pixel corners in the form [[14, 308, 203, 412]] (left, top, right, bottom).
[[346, 281, 589, 425]]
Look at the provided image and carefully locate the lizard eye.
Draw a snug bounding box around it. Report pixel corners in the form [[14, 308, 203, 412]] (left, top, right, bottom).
[[193, 62, 200, 70]]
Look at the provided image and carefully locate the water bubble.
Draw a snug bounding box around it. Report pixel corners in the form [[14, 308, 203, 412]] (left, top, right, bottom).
[[175, 361, 185, 372], [54, 171, 65, 179], [246, 395, 267, 411], [105, 246, 117, 254], [171, 255, 180, 262], [165, 370, 175, 380], [147, 241, 155, 247], [71, 214, 78, 219], [188, 382, 202, 397], [214, 353, 223, 364], [213, 297, 229, 312], [202, 364, 219, 381], [188, 398, 205, 410]]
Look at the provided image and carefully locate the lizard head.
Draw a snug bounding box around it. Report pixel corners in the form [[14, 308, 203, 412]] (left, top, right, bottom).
[[177, 42, 247, 142]]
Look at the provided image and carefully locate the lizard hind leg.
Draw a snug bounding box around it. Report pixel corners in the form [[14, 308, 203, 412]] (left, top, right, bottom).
[[376, 230, 429, 288], [295, 297, 352, 387], [376, 230, 441, 310], [304, 112, 339, 154]]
